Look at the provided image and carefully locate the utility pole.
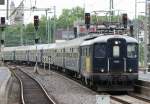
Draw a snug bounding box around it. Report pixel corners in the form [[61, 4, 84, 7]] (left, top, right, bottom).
[[1, 31, 5, 66], [109, 0, 114, 22], [0, 17, 6, 66], [83, 0, 85, 13], [46, 9, 48, 43], [48, 16, 50, 43], [6, 0, 9, 20], [53, 6, 56, 43], [147, 0, 150, 71], [44, 7, 54, 43], [135, 0, 137, 19], [144, 0, 148, 70], [49, 17, 51, 43]]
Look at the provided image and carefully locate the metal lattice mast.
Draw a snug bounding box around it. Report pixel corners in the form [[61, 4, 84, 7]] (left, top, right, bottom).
[[145, 0, 150, 67], [144, 0, 149, 69]]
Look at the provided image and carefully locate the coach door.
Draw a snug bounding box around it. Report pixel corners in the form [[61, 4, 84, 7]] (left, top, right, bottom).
[[108, 38, 126, 73]]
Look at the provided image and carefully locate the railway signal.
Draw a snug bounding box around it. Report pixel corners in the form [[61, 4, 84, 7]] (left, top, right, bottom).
[[0, 0, 5, 5], [85, 13, 90, 29], [74, 27, 77, 38], [35, 38, 39, 44], [0, 17, 6, 31], [34, 15, 39, 31], [1, 40, 4, 45], [129, 25, 134, 37], [1, 17, 5, 25], [122, 14, 128, 28]]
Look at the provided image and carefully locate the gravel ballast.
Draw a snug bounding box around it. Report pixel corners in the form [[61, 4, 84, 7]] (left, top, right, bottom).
[[19, 66, 118, 104]]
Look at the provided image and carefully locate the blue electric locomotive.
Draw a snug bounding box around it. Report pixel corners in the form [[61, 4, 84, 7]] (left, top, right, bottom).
[[80, 35, 138, 91]]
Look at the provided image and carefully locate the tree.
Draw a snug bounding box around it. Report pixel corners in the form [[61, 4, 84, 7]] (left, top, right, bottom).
[[56, 6, 84, 28], [38, 15, 47, 43]]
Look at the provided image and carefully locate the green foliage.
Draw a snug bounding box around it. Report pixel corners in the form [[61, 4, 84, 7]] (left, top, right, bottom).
[[56, 6, 84, 28], [1, 25, 21, 46], [37, 15, 47, 43]]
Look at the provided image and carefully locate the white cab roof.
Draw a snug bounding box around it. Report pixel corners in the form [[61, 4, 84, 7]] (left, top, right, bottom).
[[81, 35, 138, 46]]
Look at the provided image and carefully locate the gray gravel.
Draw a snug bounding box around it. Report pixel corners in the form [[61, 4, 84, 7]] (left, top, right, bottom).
[[20, 66, 99, 104], [19, 66, 120, 104]]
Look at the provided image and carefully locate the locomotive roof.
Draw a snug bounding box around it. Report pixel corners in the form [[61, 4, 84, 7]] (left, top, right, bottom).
[[80, 34, 138, 46]]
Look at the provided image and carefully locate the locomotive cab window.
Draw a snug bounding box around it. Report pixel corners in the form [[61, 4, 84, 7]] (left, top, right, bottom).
[[94, 43, 106, 58], [127, 44, 138, 58], [113, 46, 120, 57]]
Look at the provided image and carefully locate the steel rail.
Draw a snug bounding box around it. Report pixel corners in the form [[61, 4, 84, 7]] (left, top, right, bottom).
[[9, 64, 150, 104], [20, 68, 57, 104], [128, 93, 150, 103], [110, 96, 131, 104], [12, 68, 57, 104], [11, 69, 25, 104]]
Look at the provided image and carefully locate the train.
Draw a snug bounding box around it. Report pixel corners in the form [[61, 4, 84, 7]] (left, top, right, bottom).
[[0, 34, 138, 91]]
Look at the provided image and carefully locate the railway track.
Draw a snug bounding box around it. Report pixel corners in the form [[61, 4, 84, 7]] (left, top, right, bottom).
[[11, 67, 56, 104], [44, 66, 150, 104], [8, 64, 150, 104], [111, 94, 150, 104], [48, 66, 150, 104]]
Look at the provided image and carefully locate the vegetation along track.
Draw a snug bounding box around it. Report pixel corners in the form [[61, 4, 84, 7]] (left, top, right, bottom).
[[12, 67, 57, 104]]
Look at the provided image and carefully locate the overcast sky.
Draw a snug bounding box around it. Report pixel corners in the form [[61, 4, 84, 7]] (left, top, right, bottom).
[[0, 0, 146, 23]]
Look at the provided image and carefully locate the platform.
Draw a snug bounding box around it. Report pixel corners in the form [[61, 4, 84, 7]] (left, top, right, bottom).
[[0, 67, 12, 104], [139, 71, 150, 82]]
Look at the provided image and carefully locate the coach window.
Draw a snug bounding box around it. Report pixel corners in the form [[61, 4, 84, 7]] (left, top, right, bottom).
[[94, 44, 106, 58], [113, 45, 120, 57], [127, 44, 138, 58]]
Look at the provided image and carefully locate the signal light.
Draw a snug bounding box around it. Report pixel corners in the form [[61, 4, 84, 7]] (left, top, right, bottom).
[[34, 15, 39, 31], [85, 13, 90, 29], [74, 27, 77, 38], [122, 14, 128, 28], [35, 38, 39, 44], [1, 17, 5, 25], [1, 40, 4, 45], [130, 25, 134, 36]]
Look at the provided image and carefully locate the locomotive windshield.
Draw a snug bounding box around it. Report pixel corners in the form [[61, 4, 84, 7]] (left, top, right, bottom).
[[127, 44, 138, 58], [94, 44, 106, 58], [113, 46, 120, 57]]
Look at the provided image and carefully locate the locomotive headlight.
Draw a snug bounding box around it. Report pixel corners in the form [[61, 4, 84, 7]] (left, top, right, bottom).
[[129, 69, 132, 72], [115, 41, 119, 45], [101, 69, 104, 72]]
